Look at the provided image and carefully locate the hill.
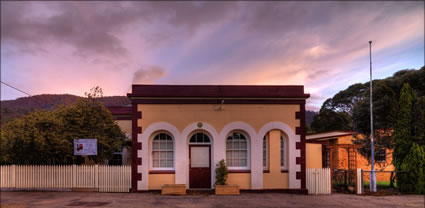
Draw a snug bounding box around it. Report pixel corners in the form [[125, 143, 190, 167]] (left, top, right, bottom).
[[1, 94, 130, 124], [1, 94, 318, 126]]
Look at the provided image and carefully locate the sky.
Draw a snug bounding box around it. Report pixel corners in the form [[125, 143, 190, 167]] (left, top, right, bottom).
[[1, 1, 424, 110]]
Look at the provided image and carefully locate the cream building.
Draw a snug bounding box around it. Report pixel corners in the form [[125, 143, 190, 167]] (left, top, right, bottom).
[[112, 85, 311, 192]]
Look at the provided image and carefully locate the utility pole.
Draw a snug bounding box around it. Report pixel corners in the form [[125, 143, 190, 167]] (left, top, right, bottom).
[[369, 41, 376, 192]]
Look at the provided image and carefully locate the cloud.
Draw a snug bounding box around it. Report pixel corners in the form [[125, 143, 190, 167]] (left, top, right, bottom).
[[1, 2, 135, 58], [1, 1, 423, 108], [132, 66, 167, 84]]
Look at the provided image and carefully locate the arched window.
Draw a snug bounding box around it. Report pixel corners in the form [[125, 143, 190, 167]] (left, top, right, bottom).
[[263, 136, 268, 169], [280, 135, 287, 170], [226, 132, 249, 168], [151, 132, 174, 169], [189, 132, 211, 143]]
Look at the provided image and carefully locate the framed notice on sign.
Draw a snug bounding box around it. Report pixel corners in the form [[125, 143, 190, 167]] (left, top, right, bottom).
[[74, 139, 97, 155]]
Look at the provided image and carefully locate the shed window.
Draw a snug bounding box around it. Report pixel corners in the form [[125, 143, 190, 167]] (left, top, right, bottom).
[[376, 149, 386, 163]]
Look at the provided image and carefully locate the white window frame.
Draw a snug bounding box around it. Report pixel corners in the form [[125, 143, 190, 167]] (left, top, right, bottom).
[[189, 132, 212, 145], [226, 131, 250, 170], [150, 131, 175, 171], [263, 136, 268, 170], [281, 135, 288, 170]]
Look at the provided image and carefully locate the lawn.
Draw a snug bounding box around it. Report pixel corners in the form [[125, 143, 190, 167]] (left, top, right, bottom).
[[362, 181, 397, 188]]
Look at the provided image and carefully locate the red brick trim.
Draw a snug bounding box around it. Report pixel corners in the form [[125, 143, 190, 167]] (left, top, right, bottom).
[[228, 170, 251, 173], [112, 116, 132, 120], [136, 142, 142, 150], [295, 102, 307, 189], [263, 170, 288, 173], [149, 170, 175, 174], [295, 112, 301, 119], [295, 127, 302, 135], [296, 157, 302, 164], [106, 106, 132, 120], [131, 104, 142, 192]]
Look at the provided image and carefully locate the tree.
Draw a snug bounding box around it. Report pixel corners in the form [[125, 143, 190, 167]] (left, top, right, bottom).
[[311, 66, 424, 134], [0, 87, 127, 165], [393, 83, 416, 170], [398, 143, 425, 193], [351, 82, 398, 162], [0, 110, 68, 164], [310, 108, 352, 132], [392, 83, 425, 193], [412, 97, 425, 146], [56, 98, 126, 164]]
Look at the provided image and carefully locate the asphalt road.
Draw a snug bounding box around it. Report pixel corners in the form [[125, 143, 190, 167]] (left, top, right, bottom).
[[1, 191, 424, 208]]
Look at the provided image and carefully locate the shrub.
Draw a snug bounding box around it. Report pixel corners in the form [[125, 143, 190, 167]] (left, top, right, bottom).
[[215, 159, 228, 185]]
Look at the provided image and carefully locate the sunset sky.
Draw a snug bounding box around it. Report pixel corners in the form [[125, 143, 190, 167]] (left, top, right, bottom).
[[1, 1, 424, 110]]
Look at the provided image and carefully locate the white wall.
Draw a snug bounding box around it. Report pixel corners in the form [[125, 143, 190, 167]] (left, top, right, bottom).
[[137, 121, 301, 190]]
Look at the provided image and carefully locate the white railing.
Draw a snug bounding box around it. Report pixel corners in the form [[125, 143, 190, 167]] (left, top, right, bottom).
[[0, 165, 131, 192], [306, 168, 331, 194]]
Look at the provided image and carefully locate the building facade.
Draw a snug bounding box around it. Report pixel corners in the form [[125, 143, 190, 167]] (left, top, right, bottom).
[[121, 85, 309, 192], [306, 131, 394, 182]]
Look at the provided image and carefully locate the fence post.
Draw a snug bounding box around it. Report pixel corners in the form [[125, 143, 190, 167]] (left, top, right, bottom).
[[11, 165, 16, 188], [313, 169, 319, 195], [361, 169, 363, 194], [95, 165, 99, 189], [356, 168, 362, 194], [72, 164, 76, 188]]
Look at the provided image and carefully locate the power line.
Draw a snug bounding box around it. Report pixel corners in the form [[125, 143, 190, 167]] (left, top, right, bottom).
[[1, 81, 32, 96]]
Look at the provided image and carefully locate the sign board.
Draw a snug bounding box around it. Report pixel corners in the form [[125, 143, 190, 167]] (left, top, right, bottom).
[[74, 139, 97, 156]]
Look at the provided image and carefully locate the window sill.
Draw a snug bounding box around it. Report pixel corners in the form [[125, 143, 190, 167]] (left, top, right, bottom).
[[228, 169, 251, 173], [263, 170, 288, 173], [149, 170, 175, 174]]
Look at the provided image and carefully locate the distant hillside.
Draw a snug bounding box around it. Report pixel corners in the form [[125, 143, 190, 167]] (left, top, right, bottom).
[[305, 110, 317, 126], [1, 94, 130, 124], [1, 93, 318, 126]]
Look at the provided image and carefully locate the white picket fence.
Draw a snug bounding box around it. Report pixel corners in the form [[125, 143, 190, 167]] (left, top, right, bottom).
[[0, 165, 131, 192], [306, 168, 331, 194]]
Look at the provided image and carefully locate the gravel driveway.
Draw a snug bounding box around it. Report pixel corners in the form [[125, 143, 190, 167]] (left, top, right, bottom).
[[1, 191, 424, 208]]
